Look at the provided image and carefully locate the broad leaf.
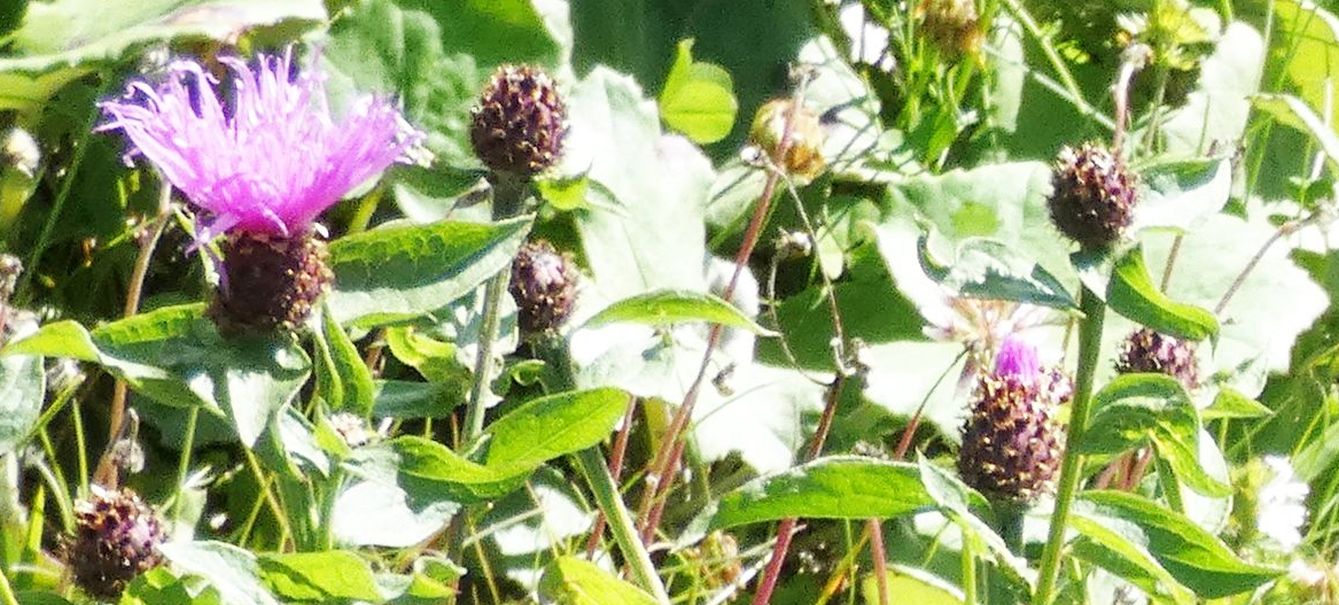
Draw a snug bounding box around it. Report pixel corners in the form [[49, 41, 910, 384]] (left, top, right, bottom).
[[538, 556, 658, 605], [1107, 247, 1217, 342], [158, 541, 279, 605], [1132, 157, 1231, 233], [1070, 491, 1280, 598], [1254, 94, 1339, 176], [1081, 374, 1229, 498], [658, 38, 739, 144], [258, 551, 383, 603], [709, 456, 934, 528], [483, 388, 630, 467], [327, 217, 533, 328], [919, 236, 1077, 310], [3, 305, 310, 447], [581, 289, 777, 335], [0, 341, 43, 455]]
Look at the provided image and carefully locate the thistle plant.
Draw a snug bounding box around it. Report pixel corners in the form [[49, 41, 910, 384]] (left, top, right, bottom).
[[958, 336, 1069, 504], [66, 487, 166, 600], [99, 48, 422, 332]]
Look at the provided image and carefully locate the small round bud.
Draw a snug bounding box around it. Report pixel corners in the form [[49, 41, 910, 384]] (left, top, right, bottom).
[[1115, 328, 1199, 391], [748, 99, 826, 182], [67, 487, 167, 599], [509, 240, 578, 335], [918, 0, 984, 58], [470, 65, 567, 176], [209, 229, 333, 334], [958, 337, 1067, 503], [1048, 143, 1138, 249]]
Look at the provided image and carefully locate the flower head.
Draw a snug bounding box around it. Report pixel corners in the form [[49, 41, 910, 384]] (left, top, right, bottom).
[[67, 486, 166, 599], [509, 240, 580, 335], [99, 47, 421, 237], [1048, 142, 1138, 249], [470, 65, 567, 176], [958, 335, 1069, 503], [1116, 328, 1200, 391]]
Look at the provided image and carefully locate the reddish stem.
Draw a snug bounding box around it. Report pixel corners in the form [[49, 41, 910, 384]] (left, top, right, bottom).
[[635, 96, 806, 540], [587, 397, 639, 558]]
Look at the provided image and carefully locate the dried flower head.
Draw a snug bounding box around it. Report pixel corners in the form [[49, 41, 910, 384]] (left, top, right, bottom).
[[958, 336, 1069, 503], [748, 99, 826, 182], [509, 240, 579, 335], [470, 65, 567, 176], [1116, 327, 1199, 391], [1048, 143, 1138, 249], [67, 487, 167, 599], [918, 0, 984, 58], [99, 47, 422, 238]]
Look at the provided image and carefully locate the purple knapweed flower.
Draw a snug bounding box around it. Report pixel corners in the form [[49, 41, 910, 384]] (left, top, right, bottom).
[[958, 335, 1068, 503], [98, 47, 422, 238]]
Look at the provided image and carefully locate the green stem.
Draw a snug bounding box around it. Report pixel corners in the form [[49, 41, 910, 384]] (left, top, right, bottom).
[[463, 175, 529, 444], [962, 531, 978, 605], [318, 467, 346, 551], [0, 564, 19, 605], [172, 406, 199, 520], [573, 448, 669, 603], [996, 500, 1026, 555], [999, 0, 1086, 111], [1033, 286, 1105, 605]]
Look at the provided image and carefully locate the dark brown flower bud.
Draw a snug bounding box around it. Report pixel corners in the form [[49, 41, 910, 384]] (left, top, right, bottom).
[[1048, 143, 1138, 249], [958, 337, 1067, 503], [1116, 327, 1199, 391], [470, 65, 567, 176], [509, 240, 578, 335], [209, 229, 333, 334], [67, 487, 166, 599]]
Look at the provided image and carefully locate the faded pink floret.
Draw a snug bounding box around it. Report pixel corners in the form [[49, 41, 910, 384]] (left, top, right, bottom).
[[99, 47, 422, 237], [993, 335, 1041, 384]]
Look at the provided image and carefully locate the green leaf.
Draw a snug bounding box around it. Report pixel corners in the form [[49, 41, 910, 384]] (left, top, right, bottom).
[[1132, 157, 1231, 233], [1201, 388, 1272, 420], [916, 456, 1032, 592], [1273, 0, 1339, 128], [709, 456, 934, 528], [372, 380, 458, 419], [861, 566, 965, 605], [538, 556, 658, 605], [3, 305, 310, 447], [258, 551, 384, 603], [158, 541, 278, 605], [1254, 94, 1339, 176], [0, 344, 43, 455], [1107, 246, 1218, 342], [658, 38, 739, 144], [569, 67, 715, 299], [919, 236, 1077, 310], [1071, 492, 1281, 598], [0, 0, 325, 113], [326, 216, 533, 328], [377, 436, 530, 503], [384, 326, 471, 386], [1068, 528, 1195, 605], [1081, 374, 1230, 498], [483, 388, 630, 467], [315, 306, 375, 415], [581, 289, 777, 335]]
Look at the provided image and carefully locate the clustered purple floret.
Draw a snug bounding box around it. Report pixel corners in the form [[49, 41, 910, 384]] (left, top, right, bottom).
[[98, 47, 422, 239]]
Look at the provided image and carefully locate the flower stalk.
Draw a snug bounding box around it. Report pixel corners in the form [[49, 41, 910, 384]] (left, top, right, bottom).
[[1032, 286, 1105, 604]]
